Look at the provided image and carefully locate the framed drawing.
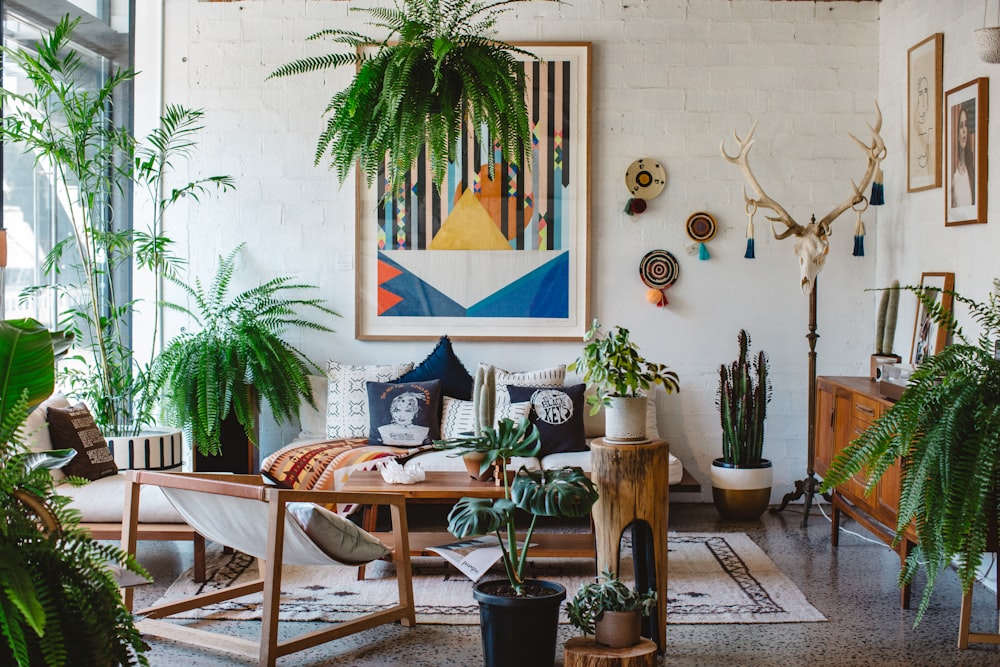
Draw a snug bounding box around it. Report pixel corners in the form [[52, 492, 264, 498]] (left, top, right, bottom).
[[355, 43, 591, 340], [907, 33, 942, 192], [945, 78, 988, 226], [910, 272, 955, 365]]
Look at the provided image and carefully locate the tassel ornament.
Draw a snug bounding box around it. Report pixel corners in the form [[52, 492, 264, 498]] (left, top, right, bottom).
[[744, 200, 757, 259], [699, 242, 710, 260], [646, 286, 668, 307], [852, 196, 868, 257], [869, 163, 885, 206]]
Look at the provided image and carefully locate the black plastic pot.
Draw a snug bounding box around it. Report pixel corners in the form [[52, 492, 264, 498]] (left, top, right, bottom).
[[473, 579, 566, 667]]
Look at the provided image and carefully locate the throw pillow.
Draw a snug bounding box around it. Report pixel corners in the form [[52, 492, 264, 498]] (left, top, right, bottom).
[[297, 374, 328, 440], [489, 363, 566, 411], [367, 379, 442, 446], [440, 397, 532, 440], [285, 502, 390, 565], [20, 393, 72, 481], [508, 384, 587, 456], [46, 403, 118, 481], [396, 336, 474, 400], [326, 360, 414, 439]]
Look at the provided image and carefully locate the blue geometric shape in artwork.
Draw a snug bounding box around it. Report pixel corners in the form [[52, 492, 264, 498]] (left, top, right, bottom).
[[467, 252, 569, 318], [378, 253, 466, 317]]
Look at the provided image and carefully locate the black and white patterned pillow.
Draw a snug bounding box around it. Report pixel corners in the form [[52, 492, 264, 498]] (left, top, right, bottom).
[[326, 360, 414, 439], [487, 363, 566, 412], [441, 396, 532, 440]]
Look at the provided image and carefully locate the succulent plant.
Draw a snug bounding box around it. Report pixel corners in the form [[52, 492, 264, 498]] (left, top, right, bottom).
[[717, 329, 771, 466]]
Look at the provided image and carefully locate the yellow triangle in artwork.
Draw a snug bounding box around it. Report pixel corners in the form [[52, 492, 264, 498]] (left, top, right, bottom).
[[428, 188, 512, 250]]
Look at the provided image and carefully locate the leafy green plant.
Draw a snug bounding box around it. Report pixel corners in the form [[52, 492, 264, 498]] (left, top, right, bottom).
[[568, 319, 680, 415], [0, 318, 149, 666], [717, 329, 771, 466], [820, 279, 1000, 624], [0, 16, 233, 435], [268, 0, 550, 193], [149, 245, 337, 456], [566, 568, 657, 635], [438, 417, 598, 595]]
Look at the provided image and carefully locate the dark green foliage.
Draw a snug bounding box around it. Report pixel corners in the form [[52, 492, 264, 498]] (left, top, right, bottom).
[[0, 319, 148, 666], [820, 279, 1000, 624], [566, 568, 657, 635], [0, 16, 233, 434], [717, 329, 770, 466], [439, 418, 598, 595], [569, 320, 680, 415], [268, 0, 551, 194], [149, 245, 338, 456]]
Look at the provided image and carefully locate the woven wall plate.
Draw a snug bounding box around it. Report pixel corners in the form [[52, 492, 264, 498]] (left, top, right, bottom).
[[625, 158, 666, 200], [686, 211, 717, 242], [639, 249, 679, 289]]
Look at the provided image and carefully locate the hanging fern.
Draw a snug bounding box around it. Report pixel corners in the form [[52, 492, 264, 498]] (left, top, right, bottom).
[[269, 0, 551, 193], [821, 278, 1000, 625]]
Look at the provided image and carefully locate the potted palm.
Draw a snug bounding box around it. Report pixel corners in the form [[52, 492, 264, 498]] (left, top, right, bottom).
[[821, 279, 1000, 624], [566, 568, 657, 649], [268, 0, 551, 194], [0, 17, 233, 453], [149, 245, 338, 471], [0, 318, 149, 666], [568, 319, 679, 443], [712, 329, 772, 520], [439, 417, 599, 667]]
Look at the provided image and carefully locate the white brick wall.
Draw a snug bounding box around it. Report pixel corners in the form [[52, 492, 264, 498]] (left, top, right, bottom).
[[150, 0, 883, 501]]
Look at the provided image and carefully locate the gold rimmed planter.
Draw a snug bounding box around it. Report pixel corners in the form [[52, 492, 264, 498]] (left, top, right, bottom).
[[710, 458, 773, 520]]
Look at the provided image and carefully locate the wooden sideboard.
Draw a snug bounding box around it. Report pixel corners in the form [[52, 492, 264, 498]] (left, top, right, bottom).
[[814, 376, 916, 608]]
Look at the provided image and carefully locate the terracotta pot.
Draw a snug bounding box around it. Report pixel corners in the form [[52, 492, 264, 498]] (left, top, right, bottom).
[[462, 451, 493, 481], [595, 609, 642, 648]]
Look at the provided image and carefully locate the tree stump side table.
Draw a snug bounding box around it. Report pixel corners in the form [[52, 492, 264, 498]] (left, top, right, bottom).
[[563, 636, 657, 667], [590, 438, 670, 654]]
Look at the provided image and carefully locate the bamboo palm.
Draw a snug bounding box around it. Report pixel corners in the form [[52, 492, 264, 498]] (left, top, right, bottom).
[[821, 279, 1000, 624]]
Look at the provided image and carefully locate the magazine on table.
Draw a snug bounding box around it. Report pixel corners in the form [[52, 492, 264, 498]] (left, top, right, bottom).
[[427, 536, 535, 582]]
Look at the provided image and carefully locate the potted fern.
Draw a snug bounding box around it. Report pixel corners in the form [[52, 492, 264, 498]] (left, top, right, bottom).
[[821, 279, 1000, 625], [149, 245, 338, 470], [438, 417, 598, 667], [566, 568, 657, 649], [568, 319, 679, 443], [0, 318, 149, 666], [712, 329, 772, 520], [268, 0, 550, 194]]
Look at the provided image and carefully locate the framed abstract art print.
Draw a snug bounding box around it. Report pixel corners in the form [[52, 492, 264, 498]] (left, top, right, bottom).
[[907, 33, 942, 192], [355, 43, 592, 340]]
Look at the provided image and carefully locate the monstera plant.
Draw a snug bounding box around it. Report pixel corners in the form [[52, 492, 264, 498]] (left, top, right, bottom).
[[269, 0, 552, 193]]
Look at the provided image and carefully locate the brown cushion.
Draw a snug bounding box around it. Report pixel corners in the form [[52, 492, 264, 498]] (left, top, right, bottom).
[[47, 403, 118, 481]]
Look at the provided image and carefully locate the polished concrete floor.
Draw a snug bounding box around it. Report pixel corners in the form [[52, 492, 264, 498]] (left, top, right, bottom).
[[129, 501, 1000, 666]]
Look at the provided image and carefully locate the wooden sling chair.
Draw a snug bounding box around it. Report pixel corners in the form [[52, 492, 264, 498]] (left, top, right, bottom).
[[120, 470, 415, 667]]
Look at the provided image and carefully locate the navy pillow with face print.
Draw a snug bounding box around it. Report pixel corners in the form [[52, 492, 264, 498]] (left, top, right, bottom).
[[367, 379, 442, 447], [506, 383, 587, 456]]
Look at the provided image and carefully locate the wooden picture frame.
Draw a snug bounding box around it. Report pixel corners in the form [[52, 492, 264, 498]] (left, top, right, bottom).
[[907, 33, 943, 192], [910, 272, 955, 365], [355, 43, 591, 341], [945, 78, 988, 226]]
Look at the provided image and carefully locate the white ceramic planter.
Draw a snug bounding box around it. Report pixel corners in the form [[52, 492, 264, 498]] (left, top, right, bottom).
[[603, 396, 649, 443], [710, 458, 773, 520], [106, 428, 183, 470], [975, 27, 1000, 63]]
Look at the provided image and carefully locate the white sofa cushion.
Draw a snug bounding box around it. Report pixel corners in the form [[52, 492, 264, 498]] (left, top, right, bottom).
[[325, 360, 414, 439], [298, 374, 329, 440], [57, 473, 186, 523], [20, 393, 72, 481]]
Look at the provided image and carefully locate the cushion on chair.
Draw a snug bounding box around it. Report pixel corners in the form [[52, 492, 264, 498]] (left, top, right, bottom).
[[366, 379, 442, 446], [47, 403, 118, 481], [285, 502, 390, 565], [396, 336, 474, 400], [507, 383, 587, 456], [326, 360, 414, 439]]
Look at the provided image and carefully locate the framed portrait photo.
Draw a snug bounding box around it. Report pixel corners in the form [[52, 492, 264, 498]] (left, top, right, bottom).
[[945, 78, 988, 226], [355, 43, 592, 341], [907, 33, 942, 192], [909, 272, 955, 365]]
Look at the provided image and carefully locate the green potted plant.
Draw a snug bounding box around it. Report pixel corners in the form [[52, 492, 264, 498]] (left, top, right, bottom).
[[0, 318, 149, 666], [0, 16, 233, 444], [821, 279, 1000, 624], [568, 319, 679, 443], [712, 329, 772, 520], [566, 568, 657, 649], [149, 245, 337, 469], [268, 0, 551, 194], [438, 417, 599, 667]]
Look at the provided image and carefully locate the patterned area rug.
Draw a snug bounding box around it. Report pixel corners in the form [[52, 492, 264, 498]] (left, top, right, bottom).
[[152, 531, 825, 625]]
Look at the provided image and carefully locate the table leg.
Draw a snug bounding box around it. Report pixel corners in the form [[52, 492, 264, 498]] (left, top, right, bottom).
[[357, 504, 380, 581]]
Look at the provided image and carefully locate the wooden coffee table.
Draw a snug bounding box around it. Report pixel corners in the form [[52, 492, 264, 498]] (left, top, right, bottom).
[[342, 470, 596, 578]]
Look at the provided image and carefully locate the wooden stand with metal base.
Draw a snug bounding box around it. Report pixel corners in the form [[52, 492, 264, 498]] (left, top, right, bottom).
[[590, 438, 670, 654]]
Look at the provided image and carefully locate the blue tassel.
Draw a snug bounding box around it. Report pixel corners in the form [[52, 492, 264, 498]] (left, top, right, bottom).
[[853, 235, 864, 257], [699, 242, 710, 260], [869, 166, 884, 206], [744, 237, 755, 259]]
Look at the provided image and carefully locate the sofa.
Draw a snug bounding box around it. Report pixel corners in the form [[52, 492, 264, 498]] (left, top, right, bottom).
[[22, 393, 206, 581]]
